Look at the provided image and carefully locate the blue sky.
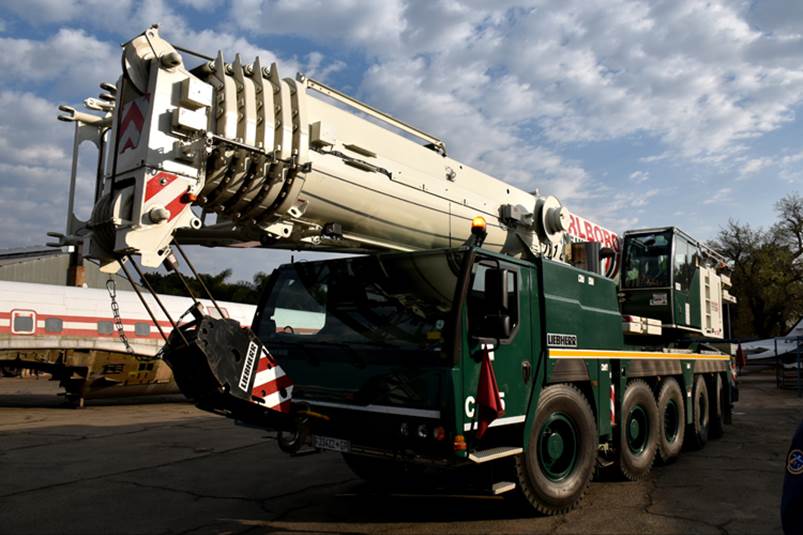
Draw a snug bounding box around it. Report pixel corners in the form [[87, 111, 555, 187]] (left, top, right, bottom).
[[0, 0, 801, 281]]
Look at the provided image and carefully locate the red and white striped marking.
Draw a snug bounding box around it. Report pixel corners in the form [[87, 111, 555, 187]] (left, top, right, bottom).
[[251, 346, 293, 413], [118, 94, 149, 154], [610, 383, 616, 427], [143, 171, 192, 223]]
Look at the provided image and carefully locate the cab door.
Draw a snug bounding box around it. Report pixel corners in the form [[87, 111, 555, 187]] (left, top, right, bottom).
[[460, 255, 534, 437]]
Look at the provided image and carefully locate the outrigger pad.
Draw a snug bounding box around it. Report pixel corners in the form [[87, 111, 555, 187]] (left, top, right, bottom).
[[162, 316, 294, 430]]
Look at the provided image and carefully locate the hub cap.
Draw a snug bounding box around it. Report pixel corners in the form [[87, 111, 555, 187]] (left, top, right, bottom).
[[538, 412, 578, 481], [626, 405, 650, 454], [664, 399, 679, 442]]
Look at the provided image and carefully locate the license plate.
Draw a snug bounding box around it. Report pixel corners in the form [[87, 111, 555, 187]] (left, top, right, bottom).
[[314, 435, 351, 453]]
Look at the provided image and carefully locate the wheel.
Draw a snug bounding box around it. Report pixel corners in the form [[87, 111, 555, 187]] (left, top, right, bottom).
[[515, 384, 597, 515], [342, 453, 425, 490], [617, 380, 659, 480], [709, 374, 724, 439], [686, 374, 709, 449], [656, 377, 685, 463]]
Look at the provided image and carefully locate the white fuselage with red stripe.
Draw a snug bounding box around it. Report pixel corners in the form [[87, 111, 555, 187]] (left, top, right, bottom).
[[0, 281, 256, 357]]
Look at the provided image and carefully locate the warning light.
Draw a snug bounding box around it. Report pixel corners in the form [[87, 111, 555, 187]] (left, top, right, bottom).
[[470, 216, 487, 247], [453, 434, 467, 451], [433, 425, 446, 442], [471, 216, 487, 233]]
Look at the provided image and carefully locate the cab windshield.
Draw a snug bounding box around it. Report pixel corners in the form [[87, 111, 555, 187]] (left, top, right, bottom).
[[623, 231, 672, 288], [254, 251, 465, 362]]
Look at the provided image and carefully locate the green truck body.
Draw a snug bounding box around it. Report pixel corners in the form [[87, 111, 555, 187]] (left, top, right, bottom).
[[208, 231, 733, 514]]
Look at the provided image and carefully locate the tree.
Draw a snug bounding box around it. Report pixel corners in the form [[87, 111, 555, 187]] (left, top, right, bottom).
[[142, 269, 273, 305], [711, 194, 803, 338]]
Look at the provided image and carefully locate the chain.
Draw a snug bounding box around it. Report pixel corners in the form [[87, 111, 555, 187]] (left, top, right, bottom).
[[106, 278, 160, 361]]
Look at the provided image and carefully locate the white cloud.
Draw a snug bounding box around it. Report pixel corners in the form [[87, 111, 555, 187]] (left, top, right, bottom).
[[739, 157, 772, 176], [704, 187, 733, 205], [0, 29, 118, 98], [2, 0, 134, 26], [781, 150, 803, 165], [0, 91, 78, 247], [176, 0, 223, 10], [231, 0, 407, 53], [629, 170, 650, 183], [227, 1, 803, 162]]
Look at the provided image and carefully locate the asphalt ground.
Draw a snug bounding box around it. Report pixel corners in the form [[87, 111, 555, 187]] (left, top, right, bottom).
[[0, 369, 801, 535]]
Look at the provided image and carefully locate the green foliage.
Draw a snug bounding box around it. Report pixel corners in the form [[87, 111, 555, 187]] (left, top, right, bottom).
[[711, 193, 803, 338], [143, 269, 272, 305]]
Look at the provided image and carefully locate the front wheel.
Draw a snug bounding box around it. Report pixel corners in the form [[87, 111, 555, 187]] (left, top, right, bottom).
[[617, 380, 659, 480], [515, 384, 597, 515]]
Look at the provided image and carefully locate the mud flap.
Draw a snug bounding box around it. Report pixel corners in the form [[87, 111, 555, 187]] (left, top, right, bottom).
[[162, 315, 294, 431]]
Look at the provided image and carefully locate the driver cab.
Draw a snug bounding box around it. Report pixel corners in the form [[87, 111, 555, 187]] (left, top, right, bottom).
[[620, 227, 703, 330]]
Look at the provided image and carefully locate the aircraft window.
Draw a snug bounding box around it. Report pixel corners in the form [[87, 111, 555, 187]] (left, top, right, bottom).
[[12, 312, 35, 334], [97, 321, 114, 335], [44, 318, 63, 333], [134, 322, 151, 337]]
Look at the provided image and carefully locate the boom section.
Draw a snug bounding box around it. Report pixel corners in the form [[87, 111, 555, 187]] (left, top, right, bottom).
[[55, 26, 586, 272]]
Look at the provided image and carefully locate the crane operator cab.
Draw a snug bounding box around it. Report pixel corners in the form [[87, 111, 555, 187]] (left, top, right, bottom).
[[619, 227, 735, 340]]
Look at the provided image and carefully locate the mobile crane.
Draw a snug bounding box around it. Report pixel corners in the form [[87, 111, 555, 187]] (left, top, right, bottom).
[[51, 26, 736, 514]]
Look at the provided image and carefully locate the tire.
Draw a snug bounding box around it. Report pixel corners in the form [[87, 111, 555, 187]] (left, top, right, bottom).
[[617, 380, 659, 480], [656, 377, 685, 463], [686, 374, 709, 450], [515, 384, 597, 515], [341, 453, 424, 490], [709, 374, 724, 439]]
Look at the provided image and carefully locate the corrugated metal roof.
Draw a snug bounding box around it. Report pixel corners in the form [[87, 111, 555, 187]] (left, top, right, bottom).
[[0, 247, 138, 290], [0, 246, 64, 267]]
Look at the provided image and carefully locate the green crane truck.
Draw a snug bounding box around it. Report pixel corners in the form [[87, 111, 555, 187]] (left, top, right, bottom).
[[51, 27, 738, 515], [163, 224, 736, 515]]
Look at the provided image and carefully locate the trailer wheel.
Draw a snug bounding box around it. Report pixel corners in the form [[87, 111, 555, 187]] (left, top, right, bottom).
[[709, 374, 724, 440], [686, 374, 709, 449], [617, 380, 658, 480], [515, 384, 596, 515], [656, 377, 685, 463]]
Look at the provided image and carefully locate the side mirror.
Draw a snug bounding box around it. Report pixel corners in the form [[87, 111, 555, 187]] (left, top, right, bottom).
[[485, 268, 509, 311], [482, 313, 512, 340]]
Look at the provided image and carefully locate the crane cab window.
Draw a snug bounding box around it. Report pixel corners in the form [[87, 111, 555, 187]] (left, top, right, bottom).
[[673, 235, 695, 291], [11, 310, 36, 335], [623, 231, 671, 288]]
